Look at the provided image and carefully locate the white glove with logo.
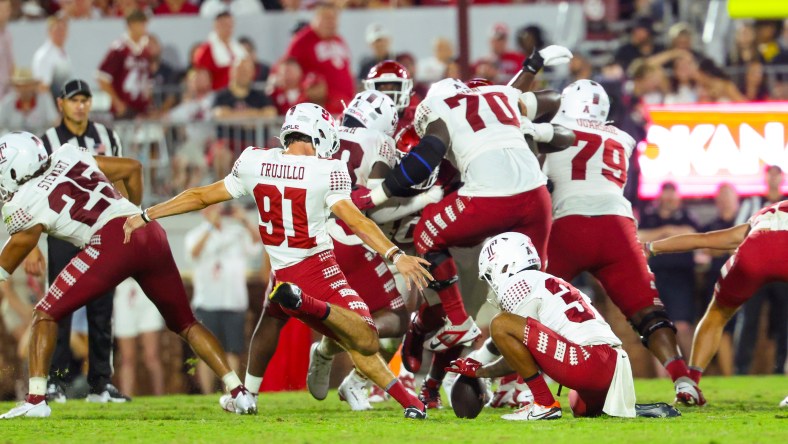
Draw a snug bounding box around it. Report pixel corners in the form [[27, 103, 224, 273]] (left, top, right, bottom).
[[538, 45, 573, 67]]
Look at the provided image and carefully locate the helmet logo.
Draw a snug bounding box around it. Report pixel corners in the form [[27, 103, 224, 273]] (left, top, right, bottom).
[[583, 105, 590, 113]]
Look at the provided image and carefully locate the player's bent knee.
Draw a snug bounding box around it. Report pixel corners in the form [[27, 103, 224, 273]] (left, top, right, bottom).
[[176, 320, 200, 340], [490, 313, 520, 344], [630, 306, 676, 347]]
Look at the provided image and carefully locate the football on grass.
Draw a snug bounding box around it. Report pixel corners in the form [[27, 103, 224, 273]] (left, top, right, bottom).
[[450, 375, 487, 419]]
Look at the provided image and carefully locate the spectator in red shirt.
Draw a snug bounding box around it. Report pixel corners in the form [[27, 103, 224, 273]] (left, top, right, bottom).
[[267, 57, 305, 115], [192, 11, 248, 91], [283, 1, 354, 115], [154, 0, 200, 15], [97, 10, 152, 118], [485, 22, 525, 84]]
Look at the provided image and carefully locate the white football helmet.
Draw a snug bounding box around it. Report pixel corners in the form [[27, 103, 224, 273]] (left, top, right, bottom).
[[280, 103, 340, 159], [556, 79, 610, 123], [0, 131, 49, 202], [478, 232, 541, 306], [343, 90, 399, 137], [425, 78, 471, 99]]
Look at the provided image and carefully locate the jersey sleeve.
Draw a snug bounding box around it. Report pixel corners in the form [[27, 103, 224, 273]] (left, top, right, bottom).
[[413, 97, 442, 138], [499, 276, 536, 314], [2, 200, 36, 236], [97, 47, 122, 81], [222, 148, 255, 198], [373, 134, 397, 169], [326, 160, 352, 208]]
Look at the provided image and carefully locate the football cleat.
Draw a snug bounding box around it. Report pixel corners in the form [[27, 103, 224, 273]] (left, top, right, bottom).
[[635, 402, 682, 418], [424, 317, 481, 352], [339, 371, 373, 411], [674, 377, 706, 407], [307, 342, 334, 401], [501, 401, 562, 421], [268, 282, 303, 310], [401, 315, 426, 373], [418, 380, 443, 410], [780, 396, 788, 408], [220, 387, 258, 415], [488, 374, 518, 408], [0, 400, 51, 419], [86, 384, 131, 403], [46, 382, 67, 404], [404, 405, 427, 420]]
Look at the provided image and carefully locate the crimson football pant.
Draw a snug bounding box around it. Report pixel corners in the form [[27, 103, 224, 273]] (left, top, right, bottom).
[[522, 317, 617, 415], [37, 218, 197, 334], [47, 237, 114, 390], [414, 186, 552, 324], [331, 237, 404, 313], [265, 250, 377, 340], [547, 215, 662, 318]]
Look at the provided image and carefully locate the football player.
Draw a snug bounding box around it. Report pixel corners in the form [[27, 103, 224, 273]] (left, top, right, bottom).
[[646, 200, 788, 405], [0, 132, 256, 419], [532, 79, 703, 405], [123, 103, 433, 419], [309, 90, 439, 410], [447, 232, 636, 420], [364, 60, 417, 131]]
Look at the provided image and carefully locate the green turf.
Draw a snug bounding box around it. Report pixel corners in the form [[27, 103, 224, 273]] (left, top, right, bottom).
[[1, 376, 786, 443]]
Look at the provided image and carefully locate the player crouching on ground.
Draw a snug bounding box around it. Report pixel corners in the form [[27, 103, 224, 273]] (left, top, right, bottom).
[[446, 232, 636, 420], [645, 200, 788, 406]]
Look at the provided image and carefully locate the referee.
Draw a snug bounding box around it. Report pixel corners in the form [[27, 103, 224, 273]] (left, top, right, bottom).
[[31, 79, 131, 403]]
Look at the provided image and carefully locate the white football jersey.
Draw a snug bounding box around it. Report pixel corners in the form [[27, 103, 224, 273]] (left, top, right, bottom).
[[1, 144, 140, 247], [415, 84, 546, 197], [748, 200, 788, 232], [334, 126, 397, 187], [543, 116, 636, 220], [498, 270, 621, 347], [223, 147, 352, 270]]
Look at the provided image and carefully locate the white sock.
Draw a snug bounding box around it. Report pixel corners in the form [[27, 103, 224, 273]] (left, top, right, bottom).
[[245, 373, 263, 394], [222, 372, 243, 392], [30, 377, 47, 396]]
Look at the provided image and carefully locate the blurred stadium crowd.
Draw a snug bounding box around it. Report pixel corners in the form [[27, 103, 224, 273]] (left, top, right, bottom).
[[0, 0, 786, 400]]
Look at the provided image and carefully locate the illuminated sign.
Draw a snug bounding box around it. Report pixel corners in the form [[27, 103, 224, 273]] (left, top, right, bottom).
[[638, 102, 788, 198]]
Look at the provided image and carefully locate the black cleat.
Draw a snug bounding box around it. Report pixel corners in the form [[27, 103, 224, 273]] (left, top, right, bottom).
[[404, 405, 427, 420], [269, 282, 303, 310], [635, 402, 682, 418]]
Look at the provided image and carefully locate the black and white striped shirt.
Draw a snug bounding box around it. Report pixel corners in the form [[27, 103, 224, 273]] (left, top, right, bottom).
[[40, 120, 123, 157]]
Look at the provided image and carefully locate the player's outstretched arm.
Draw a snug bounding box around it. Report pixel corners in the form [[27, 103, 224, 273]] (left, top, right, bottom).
[[123, 181, 234, 243], [95, 156, 143, 206], [646, 223, 750, 256], [508, 45, 573, 93], [0, 224, 45, 282], [331, 199, 433, 290]]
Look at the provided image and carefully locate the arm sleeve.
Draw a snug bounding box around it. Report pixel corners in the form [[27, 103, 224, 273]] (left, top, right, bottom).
[[325, 161, 352, 208], [382, 135, 447, 198]]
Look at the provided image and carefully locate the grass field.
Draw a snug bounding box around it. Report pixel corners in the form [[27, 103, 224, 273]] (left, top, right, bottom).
[[1, 376, 786, 443]]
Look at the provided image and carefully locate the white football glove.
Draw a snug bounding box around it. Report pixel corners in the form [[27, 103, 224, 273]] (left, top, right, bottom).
[[533, 123, 555, 143], [538, 45, 573, 67]]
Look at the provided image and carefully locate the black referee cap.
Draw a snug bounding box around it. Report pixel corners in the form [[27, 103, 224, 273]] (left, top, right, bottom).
[[60, 79, 92, 99]]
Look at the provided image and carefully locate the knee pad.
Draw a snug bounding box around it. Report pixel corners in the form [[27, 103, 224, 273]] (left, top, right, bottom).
[[424, 250, 451, 269], [633, 309, 677, 347]]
